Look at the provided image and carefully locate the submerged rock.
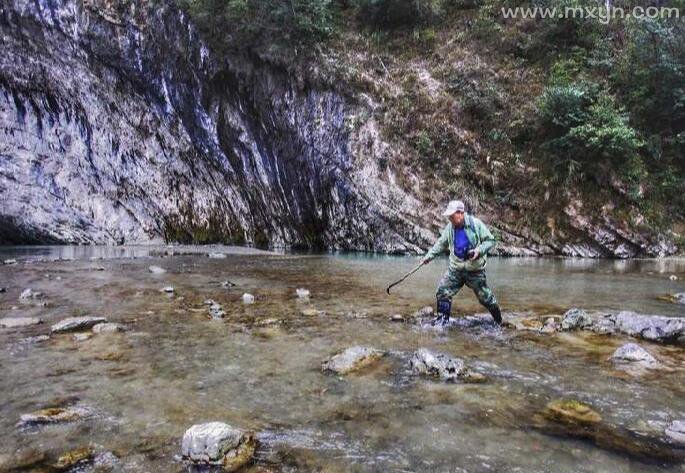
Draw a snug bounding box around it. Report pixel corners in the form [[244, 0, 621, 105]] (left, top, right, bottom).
[[301, 308, 324, 317], [181, 422, 256, 471], [665, 420, 685, 445], [542, 399, 602, 426], [148, 265, 167, 274], [92, 322, 127, 334], [613, 311, 685, 343], [51, 316, 107, 333], [610, 343, 658, 369], [17, 406, 91, 427], [409, 348, 484, 382], [18, 335, 50, 344], [52, 446, 93, 470], [208, 303, 226, 319], [0, 448, 45, 471], [208, 252, 227, 259], [73, 333, 93, 342], [561, 308, 592, 330], [19, 288, 43, 301], [322, 346, 384, 374], [0, 317, 42, 328]]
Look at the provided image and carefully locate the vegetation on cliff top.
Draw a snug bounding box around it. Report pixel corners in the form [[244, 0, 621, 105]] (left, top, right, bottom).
[[182, 0, 684, 246]]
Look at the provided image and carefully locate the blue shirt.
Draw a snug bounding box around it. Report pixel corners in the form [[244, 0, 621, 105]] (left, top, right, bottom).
[[453, 226, 471, 260]]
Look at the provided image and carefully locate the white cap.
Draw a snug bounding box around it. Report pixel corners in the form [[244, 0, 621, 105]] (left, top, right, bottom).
[[442, 200, 465, 217]]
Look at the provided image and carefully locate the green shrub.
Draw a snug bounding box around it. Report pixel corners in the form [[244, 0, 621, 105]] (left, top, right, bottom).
[[182, 0, 338, 52]]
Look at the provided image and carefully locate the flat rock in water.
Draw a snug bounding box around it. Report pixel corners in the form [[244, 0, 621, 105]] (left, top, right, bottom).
[[17, 406, 91, 427], [148, 265, 166, 274], [561, 308, 593, 330], [613, 311, 685, 343], [52, 446, 93, 470], [181, 422, 256, 471], [3, 259, 17, 265], [0, 317, 42, 328], [666, 420, 685, 445], [92, 322, 127, 334], [543, 399, 602, 426], [322, 346, 384, 374], [51, 316, 107, 333], [208, 252, 227, 259], [301, 308, 323, 317], [73, 333, 93, 342], [610, 343, 658, 368], [409, 348, 483, 382]]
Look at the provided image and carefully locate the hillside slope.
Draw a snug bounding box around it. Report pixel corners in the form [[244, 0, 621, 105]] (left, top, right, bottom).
[[0, 0, 681, 257]]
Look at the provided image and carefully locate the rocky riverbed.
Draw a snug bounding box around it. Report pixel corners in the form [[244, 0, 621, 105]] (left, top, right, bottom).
[[0, 248, 684, 472]]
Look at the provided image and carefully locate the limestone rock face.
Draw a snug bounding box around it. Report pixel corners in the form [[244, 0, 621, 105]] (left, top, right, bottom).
[[181, 422, 256, 471]]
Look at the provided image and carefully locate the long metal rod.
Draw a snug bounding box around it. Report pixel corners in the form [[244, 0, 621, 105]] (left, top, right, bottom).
[[386, 263, 424, 294]]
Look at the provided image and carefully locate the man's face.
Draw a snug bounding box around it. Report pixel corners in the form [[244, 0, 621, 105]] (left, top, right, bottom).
[[449, 210, 465, 227]]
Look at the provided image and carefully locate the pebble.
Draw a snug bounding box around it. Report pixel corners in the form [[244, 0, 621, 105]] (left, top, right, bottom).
[[242, 293, 255, 304]]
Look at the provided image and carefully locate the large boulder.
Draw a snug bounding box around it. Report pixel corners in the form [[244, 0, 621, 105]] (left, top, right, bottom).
[[0, 317, 42, 328], [322, 346, 384, 374], [561, 308, 593, 330], [51, 316, 107, 333], [409, 348, 484, 382], [181, 422, 256, 471], [613, 311, 685, 343], [610, 343, 658, 369]]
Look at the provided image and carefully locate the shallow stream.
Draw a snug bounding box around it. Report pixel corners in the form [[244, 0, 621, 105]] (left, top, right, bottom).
[[1, 247, 684, 472]]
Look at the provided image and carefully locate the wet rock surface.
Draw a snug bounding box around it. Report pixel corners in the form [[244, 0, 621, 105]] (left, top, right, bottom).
[[612, 311, 685, 343], [181, 422, 256, 471], [17, 406, 92, 427], [409, 348, 484, 382], [0, 317, 42, 328], [92, 322, 127, 334], [561, 308, 593, 330], [322, 346, 384, 374], [51, 316, 107, 333], [666, 420, 685, 445], [610, 343, 659, 369]]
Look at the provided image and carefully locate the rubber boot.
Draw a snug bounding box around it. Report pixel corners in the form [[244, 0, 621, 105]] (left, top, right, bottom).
[[434, 298, 451, 326], [489, 304, 502, 325]]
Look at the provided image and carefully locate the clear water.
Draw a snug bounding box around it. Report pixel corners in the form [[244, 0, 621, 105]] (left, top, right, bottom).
[[0, 246, 684, 472]]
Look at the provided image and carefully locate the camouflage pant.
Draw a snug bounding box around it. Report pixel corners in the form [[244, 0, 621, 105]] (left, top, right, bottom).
[[435, 269, 498, 310]]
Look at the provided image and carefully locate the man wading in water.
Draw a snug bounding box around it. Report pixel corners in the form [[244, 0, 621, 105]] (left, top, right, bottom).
[[422, 200, 502, 325]]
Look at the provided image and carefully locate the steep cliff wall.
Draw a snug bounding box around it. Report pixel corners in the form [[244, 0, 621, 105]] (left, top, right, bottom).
[[0, 0, 433, 252], [0, 0, 677, 257]]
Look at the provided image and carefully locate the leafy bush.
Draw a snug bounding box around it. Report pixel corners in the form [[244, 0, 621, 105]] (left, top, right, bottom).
[[182, 0, 338, 52], [537, 82, 643, 185]]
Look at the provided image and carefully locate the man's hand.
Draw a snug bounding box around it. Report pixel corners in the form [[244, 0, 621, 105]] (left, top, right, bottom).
[[469, 247, 480, 260]]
